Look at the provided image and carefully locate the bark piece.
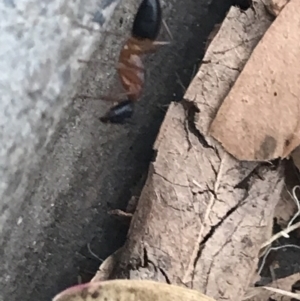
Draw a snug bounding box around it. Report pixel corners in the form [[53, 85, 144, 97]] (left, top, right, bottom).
[[53, 280, 216, 301], [111, 3, 284, 301], [209, 0, 300, 161], [91, 248, 124, 282], [264, 0, 290, 16]]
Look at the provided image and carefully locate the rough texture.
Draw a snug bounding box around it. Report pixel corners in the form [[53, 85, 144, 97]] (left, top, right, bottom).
[[53, 280, 216, 301], [0, 0, 231, 300], [210, 0, 300, 161], [264, 0, 289, 16], [111, 3, 284, 301], [0, 0, 121, 296], [0, 0, 120, 227]]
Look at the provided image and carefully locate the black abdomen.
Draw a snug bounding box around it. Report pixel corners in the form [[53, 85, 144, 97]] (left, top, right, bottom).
[[100, 100, 134, 124], [131, 0, 162, 41]]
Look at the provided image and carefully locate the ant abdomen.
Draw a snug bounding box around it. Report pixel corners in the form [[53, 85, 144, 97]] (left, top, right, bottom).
[[131, 0, 162, 41], [100, 100, 135, 124]]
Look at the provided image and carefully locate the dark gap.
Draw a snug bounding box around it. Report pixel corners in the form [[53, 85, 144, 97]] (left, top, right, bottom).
[[159, 267, 171, 284], [255, 216, 300, 287], [255, 159, 300, 287], [181, 99, 214, 150]]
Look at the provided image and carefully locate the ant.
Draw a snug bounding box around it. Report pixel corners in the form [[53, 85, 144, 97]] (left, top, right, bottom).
[[81, 0, 170, 124]]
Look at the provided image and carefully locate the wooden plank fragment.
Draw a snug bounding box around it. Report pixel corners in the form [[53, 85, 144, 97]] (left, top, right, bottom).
[[109, 2, 284, 301], [264, 0, 290, 16], [210, 0, 300, 161]]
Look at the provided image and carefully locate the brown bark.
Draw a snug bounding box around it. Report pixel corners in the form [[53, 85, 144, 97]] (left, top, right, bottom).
[[210, 0, 300, 161], [97, 3, 284, 301]]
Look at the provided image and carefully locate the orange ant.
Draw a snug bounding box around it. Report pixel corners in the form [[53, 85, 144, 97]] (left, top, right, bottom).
[[82, 0, 170, 124]]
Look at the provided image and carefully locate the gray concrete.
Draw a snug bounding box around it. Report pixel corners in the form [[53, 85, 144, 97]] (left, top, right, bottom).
[[0, 0, 231, 300]]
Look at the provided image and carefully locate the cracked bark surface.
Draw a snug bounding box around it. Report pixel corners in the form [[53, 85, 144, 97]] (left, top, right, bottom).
[[108, 3, 284, 301]]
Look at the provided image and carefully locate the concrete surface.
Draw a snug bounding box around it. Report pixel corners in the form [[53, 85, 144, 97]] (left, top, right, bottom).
[[0, 0, 232, 300]]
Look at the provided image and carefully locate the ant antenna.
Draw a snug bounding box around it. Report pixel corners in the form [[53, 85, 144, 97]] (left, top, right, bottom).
[[162, 19, 173, 41]]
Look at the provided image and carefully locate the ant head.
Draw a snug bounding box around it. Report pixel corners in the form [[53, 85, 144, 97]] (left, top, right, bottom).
[[131, 0, 162, 41], [100, 100, 135, 124]]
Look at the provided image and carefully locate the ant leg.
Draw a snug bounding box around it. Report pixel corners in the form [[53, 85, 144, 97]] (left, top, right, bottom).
[[116, 62, 144, 72], [175, 72, 187, 94], [76, 22, 128, 64], [77, 58, 103, 64], [77, 42, 119, 65], [174, 64, 198, 95], [72, 20, 127, 38], [139, 40, 170, 55], [78, 60, 144, 76], [142, 19, 173, 52], [76, 92, 131, 103], [77, 57, 118, 65], [99, 94, 128, 102], [152, 41, 171, 46]]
